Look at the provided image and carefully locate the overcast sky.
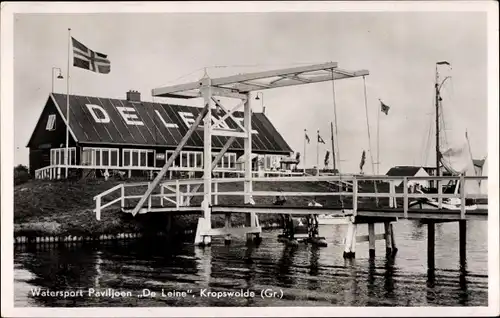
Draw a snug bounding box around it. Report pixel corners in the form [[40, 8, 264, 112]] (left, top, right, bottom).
[[13, 9, 489, 173]]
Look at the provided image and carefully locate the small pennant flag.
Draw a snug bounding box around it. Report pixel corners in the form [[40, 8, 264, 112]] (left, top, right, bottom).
[[436, 61, 450, 66], [305, 130, 310, 144], [380, 100, 390, 115], [317, 131, 325, 144], [359, 150, 366, 172], [72, 37, 111, 74]]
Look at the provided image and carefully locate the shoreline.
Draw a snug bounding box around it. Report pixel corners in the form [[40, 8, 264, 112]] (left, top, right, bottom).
[[14, 179, 341, 246], [13, 221, 283, 245]]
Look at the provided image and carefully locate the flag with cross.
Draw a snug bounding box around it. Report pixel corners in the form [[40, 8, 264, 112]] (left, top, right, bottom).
[[72, 37, 111, 74]]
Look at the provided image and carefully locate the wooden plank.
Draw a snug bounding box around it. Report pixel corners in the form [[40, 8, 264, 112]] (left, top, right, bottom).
[[100, 197, 122, 210], [131, 104, 209, 216], [93, 184, 122, 200], [214, 191, 351, 197], [153, 62, 340, 96]]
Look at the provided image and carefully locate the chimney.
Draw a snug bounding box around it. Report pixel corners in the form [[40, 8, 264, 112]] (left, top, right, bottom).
[[126, 90, 141, 102]]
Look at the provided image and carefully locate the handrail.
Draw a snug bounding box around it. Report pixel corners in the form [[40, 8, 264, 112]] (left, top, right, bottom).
[[92, 174, 488, 221]]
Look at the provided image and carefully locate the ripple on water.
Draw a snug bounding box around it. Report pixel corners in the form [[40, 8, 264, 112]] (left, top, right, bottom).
[[13, 220, 488, 307]]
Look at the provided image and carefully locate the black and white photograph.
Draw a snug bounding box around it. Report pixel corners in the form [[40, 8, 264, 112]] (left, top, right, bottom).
[[1, 1, 499, 317]]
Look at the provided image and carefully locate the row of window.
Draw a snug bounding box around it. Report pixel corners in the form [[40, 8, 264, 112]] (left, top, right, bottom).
[[50, 147, 76, 165], [50, 147, 282, 170], [76, 147, 237, 169]]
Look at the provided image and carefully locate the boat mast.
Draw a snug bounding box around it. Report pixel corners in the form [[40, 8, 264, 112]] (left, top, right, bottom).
[[435, 64, 441, 178], [330, 122, 336, 172]]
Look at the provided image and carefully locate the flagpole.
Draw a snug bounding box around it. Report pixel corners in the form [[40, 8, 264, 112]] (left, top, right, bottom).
[[330, 122, 336, 173], [303, 129, 307, 174], [377, 99, 381, 175], [65, 28, 71, 178]]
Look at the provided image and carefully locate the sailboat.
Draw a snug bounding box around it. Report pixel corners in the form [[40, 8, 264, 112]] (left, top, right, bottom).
[[410, 62, 486, 210]]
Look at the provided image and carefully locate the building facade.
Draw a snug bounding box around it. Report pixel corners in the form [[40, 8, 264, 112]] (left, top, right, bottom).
[[27, 91, 293, 178]]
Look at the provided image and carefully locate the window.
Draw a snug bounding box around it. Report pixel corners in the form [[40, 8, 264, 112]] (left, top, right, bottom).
[[81, 148, 119, 167], [166, 150, 179, 167], [123, 149, 154, 167], [176, 151, 204, 168], [213, 152, 236, 169], [50, 147, 76, 166], [264, 155, 282, 170], [46, 114, 56, 131]]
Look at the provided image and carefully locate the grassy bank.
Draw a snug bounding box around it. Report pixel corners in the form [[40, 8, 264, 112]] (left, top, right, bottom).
[[14, 179, 333, 238], [14, 177, 388, 239]]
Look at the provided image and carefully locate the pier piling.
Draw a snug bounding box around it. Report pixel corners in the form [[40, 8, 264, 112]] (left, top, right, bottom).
[[390, 223, 398, 255], [427, 221, 435, 270], [459, 220, 467, 269], [384, 221, 392, 256], [368, 223, 376, 258], [343, 222, 357, 258]]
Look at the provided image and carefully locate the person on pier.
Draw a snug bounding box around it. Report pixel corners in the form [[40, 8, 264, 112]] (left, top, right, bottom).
[[273, 189, 287, 206]]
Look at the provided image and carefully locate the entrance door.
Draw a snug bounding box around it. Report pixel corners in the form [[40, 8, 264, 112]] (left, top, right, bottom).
[[155, 152, 166, 168]]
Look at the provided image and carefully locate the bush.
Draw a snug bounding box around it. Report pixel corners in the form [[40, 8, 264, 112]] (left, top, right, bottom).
[[14, 164, 31, 185]]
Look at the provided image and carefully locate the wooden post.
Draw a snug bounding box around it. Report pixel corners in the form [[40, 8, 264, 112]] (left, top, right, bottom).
[[244, 93, 253, 204], [368, 223, 375, 258], [244, 92, 256, 243], [352, 177, 358, 216], [201, 79, 213, 246], [175, 180, 180, 209], [437, 178, 442, 209], [95, 197, 101, 221], [148, 182, 152, 211], [460, 175, 466, 219], [224, 213, 232, 245], [214, 181, 219, 205], [120, 184, 125, 209], [428, 221, 435, 270], [343, 222, 354, 258], [351, 224, 357, 257], [343, 220, 357, 258], [389, 181, 394, 208], [160, 185, 164, 207], [459, 220, 467, 270], [403, 177, 408, 218], [384, 221, 392, 256], [390, 223, 398, 254]]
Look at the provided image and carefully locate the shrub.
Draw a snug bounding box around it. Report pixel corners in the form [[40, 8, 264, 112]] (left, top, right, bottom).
[[14, 164, 31, 185]]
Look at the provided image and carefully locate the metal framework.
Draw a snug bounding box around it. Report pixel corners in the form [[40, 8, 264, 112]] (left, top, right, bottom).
[[131, 62, 369, 244]]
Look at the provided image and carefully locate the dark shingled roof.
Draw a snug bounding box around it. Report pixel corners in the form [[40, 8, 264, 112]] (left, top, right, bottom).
[[386, 166, 423, 177], [31, 93, 293, 154]]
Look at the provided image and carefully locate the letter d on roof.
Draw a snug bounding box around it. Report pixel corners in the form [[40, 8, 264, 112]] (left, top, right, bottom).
[[86, 104, 111, 123]]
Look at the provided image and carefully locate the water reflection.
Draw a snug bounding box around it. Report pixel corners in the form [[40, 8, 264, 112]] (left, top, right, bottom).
[[14, 220, 488, 307]]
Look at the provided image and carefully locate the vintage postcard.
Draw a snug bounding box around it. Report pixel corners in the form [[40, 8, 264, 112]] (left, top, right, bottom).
[[1, 1, 499, 317]]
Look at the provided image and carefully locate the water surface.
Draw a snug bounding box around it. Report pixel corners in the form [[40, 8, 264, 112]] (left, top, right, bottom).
[[14, 220, 488, 307]]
